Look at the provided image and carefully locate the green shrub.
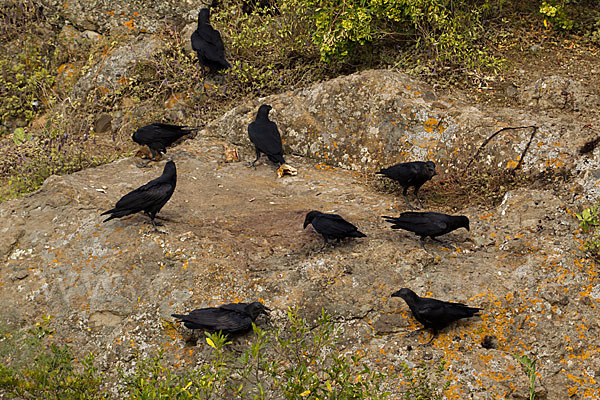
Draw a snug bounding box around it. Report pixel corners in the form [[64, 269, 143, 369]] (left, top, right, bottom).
[[539, 0, 573, 30], [301, 0, 505, 70], [0, 39, 56, 135], [399, 360, 450, 400], [0, 316, 107, 399], [122, 308, 391, 399]]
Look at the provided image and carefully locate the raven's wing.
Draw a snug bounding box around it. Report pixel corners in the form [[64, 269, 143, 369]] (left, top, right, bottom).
[[378, 163, 412, 182], [312, 214, 360, 236], [192, 27, 228, 64], [385, 212, 447, 236], [414, 297, 479, 329], [110, 181, 173, 214], [175, 307, 252, 332], [148, 124, 189, 147], [248, 120, 284, 161]]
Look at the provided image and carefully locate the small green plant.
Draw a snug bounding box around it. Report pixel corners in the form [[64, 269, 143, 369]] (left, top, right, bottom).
[[514, 353, 537, 400], [0, 316, 107, 399], [540, 0, 574, 30], [400, 360, 451, 400], [576, 205, 599, 232], [122, 308, 391, 399]]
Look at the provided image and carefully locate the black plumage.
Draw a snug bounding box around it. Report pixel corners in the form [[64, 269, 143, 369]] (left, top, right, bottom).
[[191, 8, 231, 73], [391, 288, 481, 345], [133, 123, 199, 161], [172, 302, 270, 335], [303, 210, 366, 247], [101, 161, 177, 232], [377, 161, 436, 209], [383, 211, 469, 249], [248, 104, 285, 167]]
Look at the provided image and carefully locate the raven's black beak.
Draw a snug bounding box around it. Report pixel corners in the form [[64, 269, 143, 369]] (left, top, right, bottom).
[[303, 221, 310, 229], [390, 290, 401, 298]]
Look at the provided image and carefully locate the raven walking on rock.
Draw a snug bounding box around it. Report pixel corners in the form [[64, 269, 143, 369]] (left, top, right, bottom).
[[303, 210, 366, 248], [101, 161, 177, 232], [377, 161, 436, 209], [383, 212, 469, 249], [172, 302, 270, 335], [133, 123, 199, 162], [392, 288, 481, 345], [248, 104, 285, 167]]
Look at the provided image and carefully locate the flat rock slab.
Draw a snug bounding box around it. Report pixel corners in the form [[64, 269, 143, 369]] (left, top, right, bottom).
[[1, 132, 598, 398]]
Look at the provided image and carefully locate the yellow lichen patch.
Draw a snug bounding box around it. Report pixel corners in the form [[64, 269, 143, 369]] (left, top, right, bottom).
[[424, 118, 438, 133]]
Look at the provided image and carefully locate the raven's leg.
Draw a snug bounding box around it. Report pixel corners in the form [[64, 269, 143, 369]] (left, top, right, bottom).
[[414, 186, 424, 209], [149, 214, 167, 234], [248, 149, 261, 169], [402, 186, 415, 210], [422, 330, 437, 346], [419, 236, 427, 251], [316, 235, 329, 252]]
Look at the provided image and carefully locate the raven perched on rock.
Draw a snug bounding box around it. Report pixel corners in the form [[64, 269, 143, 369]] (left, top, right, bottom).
[[248, 104, 285, 167], [303, 210, 366, 248], [391, 288, 481, 345], [383, 212, 469, 249], [172, 302, 270, 335], [101, 161, 176, 232], [191, 8, 230, 73], [377, 161, 436, 209], [133, 123, 199, 162]]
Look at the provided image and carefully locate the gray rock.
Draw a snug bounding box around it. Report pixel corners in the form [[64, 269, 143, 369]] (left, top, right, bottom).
[[71, 35, 166, 101], [518, 75, 600, 112]]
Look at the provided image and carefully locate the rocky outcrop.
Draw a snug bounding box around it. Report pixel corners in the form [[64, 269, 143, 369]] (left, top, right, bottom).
[[205, 70, 596, 179], [2, 70, 600, 399], [40, 0, 211, 33]]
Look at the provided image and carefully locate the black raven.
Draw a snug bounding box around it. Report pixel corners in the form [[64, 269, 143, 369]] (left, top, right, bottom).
[[248, 104, 285, 167], [101, 161, 177, 232], [191, 8, 231, 73], [377, 161, 436, 209], [133, 123, 199, 162], [172, 302, 270, 335], [391, 288, 481, 345], [383, 212, 469, 249], [303, 210, 366, 248]]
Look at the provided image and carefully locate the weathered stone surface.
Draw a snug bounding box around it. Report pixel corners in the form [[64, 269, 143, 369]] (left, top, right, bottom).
[[2, 70, 600, 399], [71, 35, 166, 100], [204, 70, 596, 182], [40, 0, 212, 34], [518, 75, 600, 113]]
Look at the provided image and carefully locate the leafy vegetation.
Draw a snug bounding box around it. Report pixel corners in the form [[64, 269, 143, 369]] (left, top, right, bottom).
[[0, 316, 107, 399], [576, 204, 600, 259], [123, 308, 391, 399], [1, 311, 460, 399], [514, 353, 537, 400]]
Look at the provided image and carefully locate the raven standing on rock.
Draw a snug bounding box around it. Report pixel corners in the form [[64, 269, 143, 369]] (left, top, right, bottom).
[[172, 302, 270, 335], [133, 123, 200, 162], [101, 161, 177, 233], [248, 104, 285, 167], [383, 212, 469, 250], [391, 288, 481, 345], [377, 161, 436, 209], [191, 8, 231, 73], [303, 210, 366, 248]]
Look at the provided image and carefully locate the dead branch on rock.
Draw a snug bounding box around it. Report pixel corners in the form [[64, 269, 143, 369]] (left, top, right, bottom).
[[465, 125, 538, 173]]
